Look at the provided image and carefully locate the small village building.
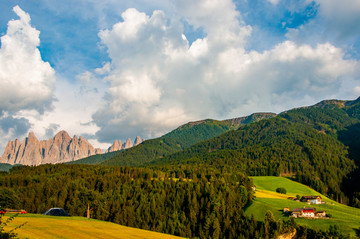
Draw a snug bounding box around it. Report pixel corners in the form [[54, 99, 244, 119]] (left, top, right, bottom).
[[291, 208, 317, 218], [300, 196, 323, 204], [315, 210, 326, 217], [291, 208, 303, 218], [302, 208, 315, 217], [287, 197, 297, 201]]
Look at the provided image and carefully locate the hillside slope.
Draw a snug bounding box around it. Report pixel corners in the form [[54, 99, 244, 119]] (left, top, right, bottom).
[[246, 176, 360, 237], [73, 113, 275, 166], [152, 97, 360, 206]]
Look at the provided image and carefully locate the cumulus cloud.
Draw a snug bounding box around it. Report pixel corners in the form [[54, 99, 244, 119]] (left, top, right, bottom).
[[92, 0, 360, 143], [0, 114, 31, 137], [286, 0, 360, 49], [315, 0, 360, 40], [0, 5, 56, 114], [0, 112, 31, 155]]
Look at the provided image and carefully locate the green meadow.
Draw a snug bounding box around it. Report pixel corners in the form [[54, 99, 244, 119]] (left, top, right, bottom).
[[2, 213, 183, 239], [245, 176, 360, 237]]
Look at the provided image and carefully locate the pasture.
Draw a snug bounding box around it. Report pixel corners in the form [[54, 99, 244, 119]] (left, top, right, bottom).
[[246, 176, 360, 237], [1, 213, 183, 239]]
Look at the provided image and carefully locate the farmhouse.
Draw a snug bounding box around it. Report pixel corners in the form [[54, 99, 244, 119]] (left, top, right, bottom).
[[300, 196, 323, 204], [291, 208, 316, 218], [315, 210, 326, 217], [302, 208, 315, 217], [291, 208, 303, 218]]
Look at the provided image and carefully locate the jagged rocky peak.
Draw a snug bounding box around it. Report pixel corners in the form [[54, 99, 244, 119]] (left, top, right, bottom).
[[106, 139, 123, 153], [106, 136, 143, 153], [54, 130, 71, 140], [123, 138, 133, 149], [25, 131, 40, 148], [134, 136, 142, 146], [95, 148, 103, 154], [0, 130, 100, 166]]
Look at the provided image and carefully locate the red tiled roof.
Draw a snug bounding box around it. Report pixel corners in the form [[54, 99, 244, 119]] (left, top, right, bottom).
[[303, 209, 315, 213]]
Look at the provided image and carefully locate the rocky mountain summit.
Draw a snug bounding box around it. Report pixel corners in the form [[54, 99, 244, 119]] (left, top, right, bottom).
[[0, 131, 144, 166], [105, 136, 144, 153], [0, 131, 102, 166]]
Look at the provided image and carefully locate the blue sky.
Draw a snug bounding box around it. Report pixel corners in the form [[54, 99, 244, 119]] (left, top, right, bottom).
[[0, 0, 360, 152]]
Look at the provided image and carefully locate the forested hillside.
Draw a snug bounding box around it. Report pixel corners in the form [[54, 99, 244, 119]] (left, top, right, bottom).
[[87, 113, 275, 166], [152, 98, 360, 207], [0, 164, 258, 238]]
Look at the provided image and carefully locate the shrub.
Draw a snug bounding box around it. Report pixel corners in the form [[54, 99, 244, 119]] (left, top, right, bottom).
[[276, 187, 287, 194]]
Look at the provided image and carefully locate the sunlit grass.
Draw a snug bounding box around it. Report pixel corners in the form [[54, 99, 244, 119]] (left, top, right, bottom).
[[246, 176, 360, 237], [3, 214, 183, 239]]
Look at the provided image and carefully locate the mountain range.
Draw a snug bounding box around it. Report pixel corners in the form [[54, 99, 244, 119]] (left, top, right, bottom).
[[1, 96, 360, 238], [2, 97, 360, 208], [0, 131, 143, 166], [72, 112, 276, 166], [71, 97, 360, 208]]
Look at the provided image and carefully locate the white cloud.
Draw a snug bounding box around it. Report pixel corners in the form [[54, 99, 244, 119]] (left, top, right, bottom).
[[13, 76, 105, 145], [355, 86, 360, 95], [93, 2, 360, 143], [0, 113, 31, 154], [266, 0, 280, 5], [95, 62, 111, 75], [173, 0, 251, 48], [286, 0, 360, 45], [76, 71, 93, 82], [315, 0, 360, 40], [0, 5, 56, 114]]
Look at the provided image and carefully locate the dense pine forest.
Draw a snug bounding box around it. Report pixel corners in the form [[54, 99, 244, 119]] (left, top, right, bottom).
[[0, 164, 351, 239], [0, 164, 260, 238]]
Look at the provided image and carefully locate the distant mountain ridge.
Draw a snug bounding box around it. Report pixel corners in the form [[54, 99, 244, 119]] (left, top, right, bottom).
[[0, 131, 101, 165], [149, 97, 360, 207], [89, 112, 277, 166], [0, 131, 143, 166], [105, 136, 144, 153]]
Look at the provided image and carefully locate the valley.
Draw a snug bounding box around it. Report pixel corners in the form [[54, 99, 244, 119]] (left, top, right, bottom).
[[1, 97, 360, 238]]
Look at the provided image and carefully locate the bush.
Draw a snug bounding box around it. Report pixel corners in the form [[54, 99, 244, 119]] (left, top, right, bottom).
[[276, 187, 287, 194]]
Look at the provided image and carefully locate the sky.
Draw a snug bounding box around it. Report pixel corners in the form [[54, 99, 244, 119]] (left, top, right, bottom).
[[0, 0, 360, 152]]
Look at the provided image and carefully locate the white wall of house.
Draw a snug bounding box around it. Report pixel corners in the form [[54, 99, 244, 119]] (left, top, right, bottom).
[[302, 212, 314, 217], [309, 199, 321, 204]]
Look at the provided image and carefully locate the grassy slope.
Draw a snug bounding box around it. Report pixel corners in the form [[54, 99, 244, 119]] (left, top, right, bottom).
[[245, 176, 360, 236], [3, 214, 183, 239]]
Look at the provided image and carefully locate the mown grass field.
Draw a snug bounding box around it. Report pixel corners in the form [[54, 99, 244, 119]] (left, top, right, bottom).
[[1, 213, 183, 239], [245, 176, 360, 237]]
